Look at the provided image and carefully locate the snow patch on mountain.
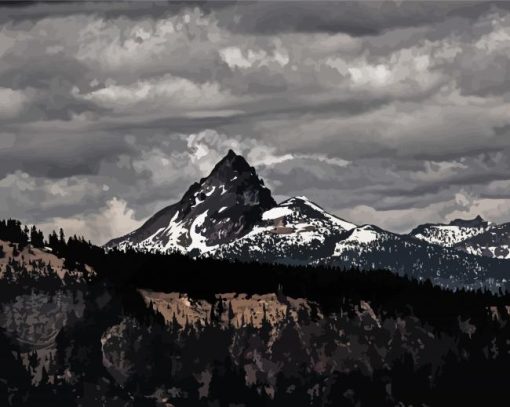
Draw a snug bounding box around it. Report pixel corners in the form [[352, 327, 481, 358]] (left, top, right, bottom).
[[465, 245, 510, 259], [345, 225, 379, 244], [262, 206, 294, 220], [188, 211, 216, 253], [455, 222, 510, 260], [333, 225, 383, 256]]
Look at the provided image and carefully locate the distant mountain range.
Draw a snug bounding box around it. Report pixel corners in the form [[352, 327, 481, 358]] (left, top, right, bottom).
[[105, 150, 510, 290]]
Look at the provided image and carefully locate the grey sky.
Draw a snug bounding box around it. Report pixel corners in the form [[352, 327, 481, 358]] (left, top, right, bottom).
[[1, 0, 510, 244]]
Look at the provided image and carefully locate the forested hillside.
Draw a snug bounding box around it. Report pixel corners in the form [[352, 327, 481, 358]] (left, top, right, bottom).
[[0, 220, 510, 405]]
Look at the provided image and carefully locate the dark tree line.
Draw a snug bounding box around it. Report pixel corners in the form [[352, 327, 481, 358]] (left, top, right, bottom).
[[0, 219, 31, 247], [0, 220, 45, 249], [0, 219, 98, 263]]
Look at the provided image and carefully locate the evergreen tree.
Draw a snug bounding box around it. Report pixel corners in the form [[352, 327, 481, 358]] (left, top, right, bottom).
[[48, 230, 59, 251], [30, 225, 45, 248]]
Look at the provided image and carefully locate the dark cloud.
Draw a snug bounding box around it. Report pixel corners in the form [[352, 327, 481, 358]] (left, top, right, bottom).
[[218, 1, 510, 35], [0, 1, 220, 21], [1, 0, 510, 241]]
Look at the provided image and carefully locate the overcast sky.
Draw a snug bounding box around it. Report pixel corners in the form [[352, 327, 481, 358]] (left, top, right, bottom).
[[2, 0, 510, 244]]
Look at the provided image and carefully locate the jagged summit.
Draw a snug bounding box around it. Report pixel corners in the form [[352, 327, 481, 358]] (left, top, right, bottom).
[[207, 149, 254, 181], [105, 150, 276, 254], [448, 215, 488, 228]]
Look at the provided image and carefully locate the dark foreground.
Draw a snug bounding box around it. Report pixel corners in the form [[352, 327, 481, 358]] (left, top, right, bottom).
[[0, 231, 510, 406]]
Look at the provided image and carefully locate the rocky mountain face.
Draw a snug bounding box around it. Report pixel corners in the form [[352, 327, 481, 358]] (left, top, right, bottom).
[[105, 150, 276, 255]]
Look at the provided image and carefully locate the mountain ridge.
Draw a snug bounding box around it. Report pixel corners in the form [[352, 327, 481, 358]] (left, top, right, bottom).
[[105, 150, 510, 290], [212, 195, 356, 264], [409, 216, 492, 248]]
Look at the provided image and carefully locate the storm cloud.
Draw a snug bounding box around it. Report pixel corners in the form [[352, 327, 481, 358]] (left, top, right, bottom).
[[2, 0, 510, 243]]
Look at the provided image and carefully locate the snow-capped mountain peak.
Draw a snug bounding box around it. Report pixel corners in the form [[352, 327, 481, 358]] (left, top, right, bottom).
[[105, 150, 276, 254]]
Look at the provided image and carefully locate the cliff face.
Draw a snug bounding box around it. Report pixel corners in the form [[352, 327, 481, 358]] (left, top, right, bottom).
[[138, 289, 318, 329], [100, 290, 457, 403]]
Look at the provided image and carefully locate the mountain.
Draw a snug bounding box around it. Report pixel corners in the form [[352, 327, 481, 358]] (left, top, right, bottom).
[[215, 210, 509, 290], [105, 150, 276, 255], [455, 222, 510, 259], [409, 216, 491, 247], [327, 225, 509, 290], [106, 150, 510, 290], [212, 196, 356, 264]]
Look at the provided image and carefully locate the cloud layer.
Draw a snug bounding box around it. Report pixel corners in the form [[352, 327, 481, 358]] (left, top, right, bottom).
[[2, 1, 510, 243]]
